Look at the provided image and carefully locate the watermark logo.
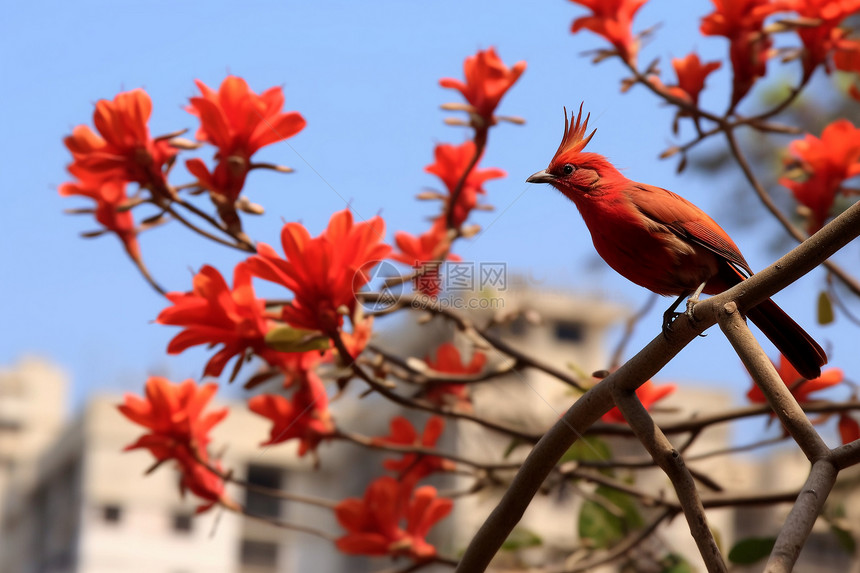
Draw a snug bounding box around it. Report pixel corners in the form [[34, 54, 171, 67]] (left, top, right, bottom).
[[355, 260, 508, 313], [354, 260, 404, 312]]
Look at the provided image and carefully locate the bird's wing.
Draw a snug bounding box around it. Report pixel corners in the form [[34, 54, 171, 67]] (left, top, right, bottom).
[[628, 183, 753, 277]]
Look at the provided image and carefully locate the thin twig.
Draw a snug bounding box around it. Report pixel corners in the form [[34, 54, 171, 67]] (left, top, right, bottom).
[[611, 388, 725, 572], [723, 128, 860, 297], [561, 508, 676, 573]]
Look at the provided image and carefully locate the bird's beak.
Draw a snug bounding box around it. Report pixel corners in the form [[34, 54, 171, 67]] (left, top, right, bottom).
[[526, 170, 555, 184]]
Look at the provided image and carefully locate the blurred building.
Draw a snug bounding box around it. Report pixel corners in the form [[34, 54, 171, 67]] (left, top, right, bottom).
[[0, 358, 68, 522], [1, 286, 854, 572], [0, 362, 366, 573]]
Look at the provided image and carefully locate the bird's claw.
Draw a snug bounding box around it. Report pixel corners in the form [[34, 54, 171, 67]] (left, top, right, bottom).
[[662, 299, 706, 339], [662, 310, 681, 338], [685, 298, 708, 338]]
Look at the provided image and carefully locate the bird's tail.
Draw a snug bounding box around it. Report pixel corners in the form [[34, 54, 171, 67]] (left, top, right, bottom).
[[747, 299, 827, 380]]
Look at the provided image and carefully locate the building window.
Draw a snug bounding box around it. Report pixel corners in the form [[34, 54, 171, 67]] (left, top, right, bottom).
[[508, 315, 528, 337], [172, 512, 193, 533], [102, 504, 122, 524], [554, 320, 584, 343], [240, 539, 278, 568], [245, 464, 283, 518]]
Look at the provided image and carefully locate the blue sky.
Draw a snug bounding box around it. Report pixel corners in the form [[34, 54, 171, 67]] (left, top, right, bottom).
[[2, 1, 857, 440]]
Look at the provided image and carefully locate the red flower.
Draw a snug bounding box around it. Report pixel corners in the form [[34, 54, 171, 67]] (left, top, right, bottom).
[[569, 0, 649, 63], [119, 376, 228, 460], [839, 414, 860, 444], [63, 89, 176, 191], [184, 157, 244, 203], [602, 380, 677, 424], [245, 209, 391, 334], [58, 179, 140, 260], [834, 35, 860, 73], [747, 354, 844, 403], [439, 47, 526, 125], [392, 220, 461, 297], [422, 343, 487, 411], [787, 0, 860, 74], [188, 76, 306, 161], [425, 142, 505, 228], [666, 52, 722, 106], [374, 416, 455, 486], [118, 376, 231, 513], [334, 477, 452, 561], [157, 263, 286, 377], [186, 76, 305, 228], [780, 119, 860, 232], [340, 315, 375, 360], [700, 0, 786, 107], [248, 376, 335, 458], [275, 348, 329, 389], [177, 450, 229, 514]]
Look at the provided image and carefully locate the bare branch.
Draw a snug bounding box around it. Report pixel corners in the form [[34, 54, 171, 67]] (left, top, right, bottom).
[[717, 304, 829, 461], [611, 388, 725, 572], [765, 460, 837, 573]]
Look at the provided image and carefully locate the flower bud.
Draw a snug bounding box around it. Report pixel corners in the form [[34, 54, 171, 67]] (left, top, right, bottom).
[[460, 224, 481, 238], [236, 196, 265, 215], [169, 138, 203, 150]]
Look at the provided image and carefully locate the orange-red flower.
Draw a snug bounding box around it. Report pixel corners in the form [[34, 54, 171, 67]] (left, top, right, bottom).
[[118, 376, 228, 460], [833, 35, 860, 100], [747, 353, 844, 403], [569, 0, 649, 63], [666, 52, 722, 106], [700, 0, 785, 107], [439, 47, 526, 125], [118, 376, 231, 513], [188, 76, 306, 161], [602, 379, 677, 424], [334, 476, 452, 561], [248, 377, 335, 458], [392, 220, 461, 297], [422, 343, 487, 411], [59, 179, 141, 260], [374, 416, 455, 487], [184, 157, 245, 204], [63, 89, 176, 191], [779, 119, 860, 232], [787, 0, 860, 73], [245, 209, 391, 334], [157, 263, 286, 377], [340, 315, 375, 360], [839, 414, 860, 444], [425, 142, 505, 229], [185, 76, 306, 226], [834, 35, 860, 73], [177, 451, 229, 514]]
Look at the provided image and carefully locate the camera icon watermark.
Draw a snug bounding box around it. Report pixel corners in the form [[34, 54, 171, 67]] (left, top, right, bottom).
[[353, 260, 404, 312], [354, 260, 508, 313]]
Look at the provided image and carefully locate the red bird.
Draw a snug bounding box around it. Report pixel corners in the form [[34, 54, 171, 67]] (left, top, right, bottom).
[[527, 106, 826, 380]]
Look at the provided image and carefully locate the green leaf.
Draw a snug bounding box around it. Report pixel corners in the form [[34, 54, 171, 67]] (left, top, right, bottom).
[[658, 553, 696, 573], [818, 291, 835, 325], [560, 436, 612, 466], [578, 487, 644, 549], [501, 527, 542, 551], [830, 524, 856, 554], [728, 537, 776, 564], [264, 326, 331, 353], [579, 499, 623, 549], [502, 438, 523, 460]]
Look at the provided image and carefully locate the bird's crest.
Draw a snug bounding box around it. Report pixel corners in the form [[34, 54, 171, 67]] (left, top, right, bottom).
[[552, 103, 596, 162]]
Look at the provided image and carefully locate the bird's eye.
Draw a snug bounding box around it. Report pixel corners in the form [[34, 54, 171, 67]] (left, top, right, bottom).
[[562, 164, 575, 175]]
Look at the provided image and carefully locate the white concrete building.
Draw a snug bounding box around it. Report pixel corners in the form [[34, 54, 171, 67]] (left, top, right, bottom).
[[4, 286, 842, 572]]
